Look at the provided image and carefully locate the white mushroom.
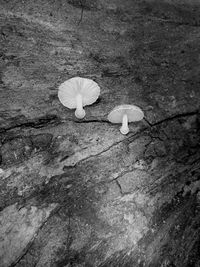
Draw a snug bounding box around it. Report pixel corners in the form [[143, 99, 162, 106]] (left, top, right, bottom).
[[108, 104, 144, 135], [58, 77, 100, 119]]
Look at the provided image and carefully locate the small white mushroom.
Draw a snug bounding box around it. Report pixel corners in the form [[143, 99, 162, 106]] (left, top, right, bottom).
[[108, 104, 144, 135], [58, 77, 100, 119]]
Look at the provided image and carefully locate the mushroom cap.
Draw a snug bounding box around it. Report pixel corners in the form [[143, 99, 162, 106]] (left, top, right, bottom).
[[58, 77, 100, 109], [108, 104, 144, 123]]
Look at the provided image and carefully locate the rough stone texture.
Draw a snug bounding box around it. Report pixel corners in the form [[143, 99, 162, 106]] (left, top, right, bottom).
[[0, 203, 57, 267], [0, 0, 200, 266]]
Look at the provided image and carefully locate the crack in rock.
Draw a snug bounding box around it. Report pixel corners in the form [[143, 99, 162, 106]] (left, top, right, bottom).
[[0, 115, 61, 133]]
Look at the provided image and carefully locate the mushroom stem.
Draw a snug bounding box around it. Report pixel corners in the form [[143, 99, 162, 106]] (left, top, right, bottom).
[[120, 113, 129, 135], [75, 94, 85, 119]]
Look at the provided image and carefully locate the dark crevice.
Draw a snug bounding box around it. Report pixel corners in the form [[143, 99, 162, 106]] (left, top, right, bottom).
[[0, 115, 62, 133], [115, 179, 123, 195], [145, 16, 200, 27], [71, 118, 110, 124], [77, 0, 85, 25], [1, 110, 199, 134], [10, 243, 33, 267], [70, 109, 199, 127], [145, 110, 199, 127], [143, 117, 153, 127]]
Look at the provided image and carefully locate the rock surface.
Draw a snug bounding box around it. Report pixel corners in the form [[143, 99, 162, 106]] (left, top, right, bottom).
[[0, 0, 200, 266]]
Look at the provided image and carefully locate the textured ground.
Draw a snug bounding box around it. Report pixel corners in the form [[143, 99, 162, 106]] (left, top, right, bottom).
[[0, 0, 200, 266]]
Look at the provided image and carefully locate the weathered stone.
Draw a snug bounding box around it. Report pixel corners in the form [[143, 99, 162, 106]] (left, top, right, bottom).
[[0, 0, 200, 266]]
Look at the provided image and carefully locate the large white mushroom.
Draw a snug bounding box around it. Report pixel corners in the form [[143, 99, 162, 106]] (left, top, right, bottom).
[[58, 77, 100, 119], [108, 104, 144, 135]]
